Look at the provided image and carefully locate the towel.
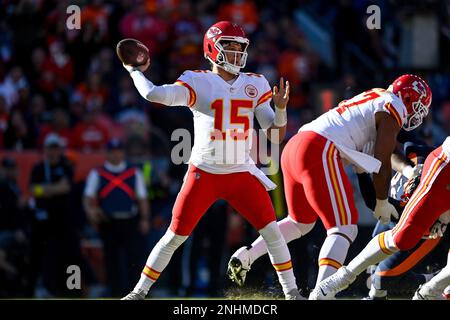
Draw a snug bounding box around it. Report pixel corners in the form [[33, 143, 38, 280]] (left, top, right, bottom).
[[249, 165, 277, 191], [334, 143, 382, 174]]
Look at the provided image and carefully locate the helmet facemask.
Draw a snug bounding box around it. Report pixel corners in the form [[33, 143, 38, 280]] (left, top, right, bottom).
[[402, 95, 430, 131], [210, 36, 249, 75]]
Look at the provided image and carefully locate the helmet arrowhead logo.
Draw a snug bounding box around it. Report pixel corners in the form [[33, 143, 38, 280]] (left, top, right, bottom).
[[412, 80, 426, 96], [206, 26, 222, 39]]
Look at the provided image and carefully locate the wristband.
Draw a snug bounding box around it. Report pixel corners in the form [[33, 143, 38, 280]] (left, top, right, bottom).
[[274, 107, 287, 127]]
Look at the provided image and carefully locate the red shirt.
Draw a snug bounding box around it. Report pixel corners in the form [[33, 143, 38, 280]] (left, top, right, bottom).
[[72, 122, 109, 152]]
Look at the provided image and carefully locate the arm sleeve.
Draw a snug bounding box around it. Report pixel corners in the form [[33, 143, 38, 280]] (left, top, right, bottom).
[[84, 170, 100, 198], [255, 103, 275, 130], [130, 70, 190, 107], [254, 77, 274, 130], [135, 169, 148, 199]]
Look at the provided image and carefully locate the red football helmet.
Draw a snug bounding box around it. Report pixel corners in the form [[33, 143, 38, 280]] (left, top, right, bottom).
[[388, 74, 432, 131], [203, 21, 249, 75]]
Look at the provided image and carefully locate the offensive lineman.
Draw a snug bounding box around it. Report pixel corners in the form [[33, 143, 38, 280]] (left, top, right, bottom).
[[120, 21, 302, 300], [311, 137, 450, 300], [227, 75, 432, 295]]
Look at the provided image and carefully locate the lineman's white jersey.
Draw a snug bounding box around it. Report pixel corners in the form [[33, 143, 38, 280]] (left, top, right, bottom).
[[300, 88, 408, 157]]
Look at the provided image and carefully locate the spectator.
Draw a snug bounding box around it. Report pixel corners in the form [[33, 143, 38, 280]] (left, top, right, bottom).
[[217, 0, 259, 34], [3, 108, 36, 150], [75, 72, 109, 113], [42, 39, 74, 87], [28, 134, 78, 297], [0, 66, 28, 110], [0, 157, 30, 297], [119, 1, 169, 56], [72, 108, 110, 152], [83, 138, 150, 297], [37, 108, 73, 149]]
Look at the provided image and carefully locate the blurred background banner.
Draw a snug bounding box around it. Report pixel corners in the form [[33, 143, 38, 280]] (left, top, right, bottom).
[[0, 0, 448, 299]]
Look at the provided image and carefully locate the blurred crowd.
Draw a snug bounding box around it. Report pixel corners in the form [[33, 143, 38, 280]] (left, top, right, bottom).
[[0, 0, 449, 298]]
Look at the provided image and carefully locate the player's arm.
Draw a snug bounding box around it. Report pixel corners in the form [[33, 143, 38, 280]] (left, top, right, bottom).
[[255, 78, 289, 144], [124, 61, 190, 107], [373, 112, 401, 199], [372, 111, 401, 223], [391, 151, 417, 178], [83, 170, 108, 226]]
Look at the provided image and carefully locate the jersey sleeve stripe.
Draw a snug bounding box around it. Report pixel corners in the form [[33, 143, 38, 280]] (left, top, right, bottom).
[[256, 90, 272, 107], [174, 80, 197, 107], [385, 103, 402, 128]]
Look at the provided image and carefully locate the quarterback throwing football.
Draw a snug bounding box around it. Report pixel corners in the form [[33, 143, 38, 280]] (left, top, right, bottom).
[[121, 21, 301, 300]]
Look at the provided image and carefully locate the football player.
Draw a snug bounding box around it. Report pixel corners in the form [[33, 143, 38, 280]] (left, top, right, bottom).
[[121, 21, 302, 300], [310, 137, 450, 300], [227, 75, 432, 294], [413, 249, 450, 300], [358, 141, 448, 299]]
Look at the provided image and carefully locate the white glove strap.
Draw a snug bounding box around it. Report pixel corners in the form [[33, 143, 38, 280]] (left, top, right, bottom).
[[274, 107, 287, 127]]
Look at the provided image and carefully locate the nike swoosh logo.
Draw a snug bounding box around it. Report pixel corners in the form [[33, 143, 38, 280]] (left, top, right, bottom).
[[320, 287, 328, 297]]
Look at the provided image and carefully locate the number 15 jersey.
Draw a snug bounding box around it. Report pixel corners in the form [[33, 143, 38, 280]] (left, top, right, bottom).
[[175, 70, 274, 174]]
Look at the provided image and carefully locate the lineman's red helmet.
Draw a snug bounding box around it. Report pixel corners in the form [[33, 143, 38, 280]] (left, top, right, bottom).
[[203, 21, 249, 75], [388, 74, 432, 131]]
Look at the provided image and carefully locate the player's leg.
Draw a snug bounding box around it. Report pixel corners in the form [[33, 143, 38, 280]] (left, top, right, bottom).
[[228, 145, 316, 277], [310, 150, 450, 299], [123, 165, 218, 299], [225, 172, 300, 299], [414, 249, 450, 300], [300, 138, 359, 284], [368, 238, 440, 299]]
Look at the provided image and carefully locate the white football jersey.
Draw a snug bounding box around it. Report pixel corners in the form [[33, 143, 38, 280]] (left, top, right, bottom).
[[175, 70, 273, 174], [300, 88, 407, 156]]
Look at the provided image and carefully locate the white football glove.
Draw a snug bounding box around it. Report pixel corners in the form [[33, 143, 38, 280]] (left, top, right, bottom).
[[122, 63, 138, 73], [374, 199, 399, 225], [425, 221, 447, 239], [402, 164, 424, 180]]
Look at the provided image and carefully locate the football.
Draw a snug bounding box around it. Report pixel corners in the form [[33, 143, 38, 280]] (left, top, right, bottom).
[[116, 38, 150, 66]]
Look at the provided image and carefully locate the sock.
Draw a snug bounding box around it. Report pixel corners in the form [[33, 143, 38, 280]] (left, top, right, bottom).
[[133, 229, 188, 294], [248, 217, 314, 264], [258, 221, 298, 295], [316, 234, 351, 284], [347, 231, 398, 275]]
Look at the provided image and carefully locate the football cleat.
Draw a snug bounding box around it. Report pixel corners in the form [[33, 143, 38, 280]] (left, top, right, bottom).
[[309, 267, 357, 300], [412, 284, 445, 300], [121, 290, 147, 300], [285, 289, 306, 300], [227, 246, 253, 286]]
